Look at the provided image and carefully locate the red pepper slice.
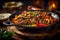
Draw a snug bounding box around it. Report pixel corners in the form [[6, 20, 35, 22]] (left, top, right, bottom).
[[36, 22, 48, 27]]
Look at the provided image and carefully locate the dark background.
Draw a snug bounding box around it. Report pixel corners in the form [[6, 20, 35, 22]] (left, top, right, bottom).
[[0, 0, 60, 11], [0, 0, 33, 9]]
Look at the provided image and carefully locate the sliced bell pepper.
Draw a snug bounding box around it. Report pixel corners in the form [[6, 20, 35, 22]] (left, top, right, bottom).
[[36, 22, 48, 27]]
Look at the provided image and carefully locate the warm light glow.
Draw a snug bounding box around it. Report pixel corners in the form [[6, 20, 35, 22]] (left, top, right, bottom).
[[34, 0, 40, 5], [48, 3, 56, 11], [48, 0, 58, 11], [36, 1, 40, 4], [52, 3, 56, 8]]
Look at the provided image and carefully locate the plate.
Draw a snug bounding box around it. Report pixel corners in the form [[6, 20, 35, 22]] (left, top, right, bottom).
[[0, 13, 11, 20]]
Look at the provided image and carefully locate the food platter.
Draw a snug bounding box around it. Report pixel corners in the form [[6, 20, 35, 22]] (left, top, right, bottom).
[[3, 1, 24, 8], [12, 11, 59, 27], [3, 10, 59, 33]]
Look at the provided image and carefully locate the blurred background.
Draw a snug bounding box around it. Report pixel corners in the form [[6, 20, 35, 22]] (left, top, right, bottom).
[[0, 0, 60, 11]]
